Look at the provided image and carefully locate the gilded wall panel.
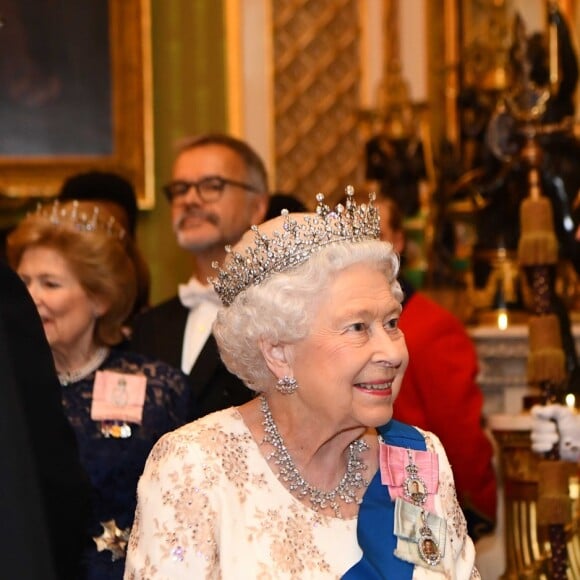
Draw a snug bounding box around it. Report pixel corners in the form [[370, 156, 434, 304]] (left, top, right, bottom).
[[272, 0, 361, 203]]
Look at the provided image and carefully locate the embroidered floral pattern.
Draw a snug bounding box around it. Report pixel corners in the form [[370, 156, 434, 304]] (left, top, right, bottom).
[[248, 506, 333, 578], [126, 410, 477, 579], [125, 409, 359, 578]]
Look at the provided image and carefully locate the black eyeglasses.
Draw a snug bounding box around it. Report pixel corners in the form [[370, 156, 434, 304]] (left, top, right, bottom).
[[162, 175, 259, 203]]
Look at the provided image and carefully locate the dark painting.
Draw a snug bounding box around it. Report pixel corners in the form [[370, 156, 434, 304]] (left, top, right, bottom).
[[0, 0, 112, 156]]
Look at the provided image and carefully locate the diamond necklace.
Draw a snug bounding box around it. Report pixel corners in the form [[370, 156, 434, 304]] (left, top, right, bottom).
[[260, 394, 370, 518], [58, 346, 110, 386]]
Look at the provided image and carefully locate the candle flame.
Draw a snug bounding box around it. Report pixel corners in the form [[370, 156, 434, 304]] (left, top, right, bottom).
[[497, 310, 508, 331]]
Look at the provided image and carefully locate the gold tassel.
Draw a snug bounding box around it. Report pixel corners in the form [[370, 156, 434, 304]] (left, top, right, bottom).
[[529, 314, 563, 350], [536, 461, 573, 525], [527, 314, 566, 384], [527, 349, 566, 384], [518, 196, 558, 265]]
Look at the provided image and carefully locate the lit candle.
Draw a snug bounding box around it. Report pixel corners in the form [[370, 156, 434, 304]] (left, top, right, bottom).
[[497, 310, 508, 331]]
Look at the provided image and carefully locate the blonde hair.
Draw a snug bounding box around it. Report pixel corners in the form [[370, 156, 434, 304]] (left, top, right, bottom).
[[7, 201, 137, 346]]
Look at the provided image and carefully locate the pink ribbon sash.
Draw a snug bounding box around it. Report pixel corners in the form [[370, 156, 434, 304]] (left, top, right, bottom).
[[379, 443, 439, 511]]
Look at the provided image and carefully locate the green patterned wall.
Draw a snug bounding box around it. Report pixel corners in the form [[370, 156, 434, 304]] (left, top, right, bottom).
[[138, 0, 228, 304]]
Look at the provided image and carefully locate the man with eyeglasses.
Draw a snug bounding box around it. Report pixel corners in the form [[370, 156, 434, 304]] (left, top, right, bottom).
[[129, 133, 269, 420]]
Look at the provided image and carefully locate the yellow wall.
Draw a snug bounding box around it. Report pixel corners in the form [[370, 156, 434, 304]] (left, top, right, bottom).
[[138, 1, 228, 304]]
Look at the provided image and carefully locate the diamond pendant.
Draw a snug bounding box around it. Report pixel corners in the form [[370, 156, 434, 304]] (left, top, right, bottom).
[[403, 450, 427, 506], [417, 509, 441, 566]]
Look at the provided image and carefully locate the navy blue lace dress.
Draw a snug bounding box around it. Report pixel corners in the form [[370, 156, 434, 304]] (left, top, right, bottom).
[[61, 349, 191, 580]]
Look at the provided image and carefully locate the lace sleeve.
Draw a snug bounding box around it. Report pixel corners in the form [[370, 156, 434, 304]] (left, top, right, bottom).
[[422, 430, 479, 580], [151, 361, 190, 427], [124, 428, 219, 579]]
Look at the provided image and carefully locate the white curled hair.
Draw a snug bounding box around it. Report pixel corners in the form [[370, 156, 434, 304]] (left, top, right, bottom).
[[213, 239, 402, 392]]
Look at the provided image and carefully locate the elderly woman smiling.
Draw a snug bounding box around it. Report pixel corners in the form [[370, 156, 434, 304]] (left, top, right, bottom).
[[125, 188, 477, 579]]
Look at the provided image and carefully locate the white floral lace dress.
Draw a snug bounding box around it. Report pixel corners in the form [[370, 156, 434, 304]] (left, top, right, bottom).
[[124, 408, 477, 579]]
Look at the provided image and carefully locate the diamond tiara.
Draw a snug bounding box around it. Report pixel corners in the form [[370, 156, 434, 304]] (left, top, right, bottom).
[[211, 186, 380, 306], [34, 200, 127, 240]]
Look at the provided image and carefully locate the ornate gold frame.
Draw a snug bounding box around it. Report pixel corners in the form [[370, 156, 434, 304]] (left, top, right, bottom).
[[0, 0, 155, 208]]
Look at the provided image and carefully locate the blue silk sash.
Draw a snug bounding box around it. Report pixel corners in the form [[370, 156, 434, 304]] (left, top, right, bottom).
[[342, 420, 427, 579]]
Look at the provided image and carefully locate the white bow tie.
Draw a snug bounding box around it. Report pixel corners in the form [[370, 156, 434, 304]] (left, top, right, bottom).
[[178, 278, 221, 309]]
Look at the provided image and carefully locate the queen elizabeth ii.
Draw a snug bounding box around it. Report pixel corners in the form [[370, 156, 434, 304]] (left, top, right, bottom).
[[125, 188, 477, 579]]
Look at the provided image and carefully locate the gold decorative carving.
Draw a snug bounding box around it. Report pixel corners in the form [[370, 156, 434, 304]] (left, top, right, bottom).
[[272, 1, 361, 202], [492, 422, 580, 578]]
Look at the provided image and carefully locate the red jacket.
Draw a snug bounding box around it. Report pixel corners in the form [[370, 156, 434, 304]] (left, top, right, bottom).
[[394, 290, 497, 536]]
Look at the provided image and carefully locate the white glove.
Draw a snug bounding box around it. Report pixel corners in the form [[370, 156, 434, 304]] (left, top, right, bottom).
[[531, 404, 580, 462]]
